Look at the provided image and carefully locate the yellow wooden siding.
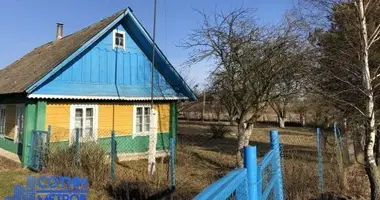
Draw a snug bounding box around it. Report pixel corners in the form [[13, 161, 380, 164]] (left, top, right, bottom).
[[45, 102, 171, 140], [46, 103, 71, 142], [155, 104, 170, 133], [98, 104, 134, 137], [4, 105, 16, 139]]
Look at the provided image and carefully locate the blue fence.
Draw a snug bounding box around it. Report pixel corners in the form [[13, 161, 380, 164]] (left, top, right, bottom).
[[194, 130, 284, 200]]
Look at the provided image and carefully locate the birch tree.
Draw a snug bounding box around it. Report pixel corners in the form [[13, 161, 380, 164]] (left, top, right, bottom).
[[303, 0, 380, 198]]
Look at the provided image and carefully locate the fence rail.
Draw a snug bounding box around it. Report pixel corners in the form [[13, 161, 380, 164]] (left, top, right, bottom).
[[194, 130, 284, 200]]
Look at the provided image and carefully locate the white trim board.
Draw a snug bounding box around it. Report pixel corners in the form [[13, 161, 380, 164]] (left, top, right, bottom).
[[27, 94, 188, 101]]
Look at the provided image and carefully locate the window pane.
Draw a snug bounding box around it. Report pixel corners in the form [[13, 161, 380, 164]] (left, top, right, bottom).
[[115, 33, 124, 47], [75, 109, 83, 136], [144, 116, 150, 132], [85, 108, 93, 137], [85, 128, 93, 138], [86, 108, 93, 117], [137, 107, 142, 115], [136, 115, 143, 133], [17, 107, 24, 142], [75, 109, 83, 118], [144, 107, 150, 115]]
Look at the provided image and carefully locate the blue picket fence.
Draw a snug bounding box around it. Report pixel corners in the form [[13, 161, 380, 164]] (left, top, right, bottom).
[[194, 130, 284, 200]]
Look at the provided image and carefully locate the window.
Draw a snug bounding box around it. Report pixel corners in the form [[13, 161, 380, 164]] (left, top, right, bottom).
[[70, 105, 98, 142], [113, 30, 125, 50], [0, 106, 5, 137], [133, 105, 151, 135], [15, 105, 25, 142]]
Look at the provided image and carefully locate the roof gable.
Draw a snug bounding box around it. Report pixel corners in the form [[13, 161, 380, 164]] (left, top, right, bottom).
[[0, 8, 196, 101], [0, 9, 126, 95], [30, 23, 183, 100]]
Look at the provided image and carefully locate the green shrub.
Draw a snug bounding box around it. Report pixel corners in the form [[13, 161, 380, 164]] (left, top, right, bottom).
[[208, 124, 231, 139]]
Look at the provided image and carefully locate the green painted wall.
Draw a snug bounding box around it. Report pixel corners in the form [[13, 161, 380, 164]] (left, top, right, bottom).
[[22, 100, 47, 167], [23, 103, 36, 167], [170, 102, 177, 140], [49, 132, 170, 154], [0, 137, 22, 156], [36, 101, 47, 130]]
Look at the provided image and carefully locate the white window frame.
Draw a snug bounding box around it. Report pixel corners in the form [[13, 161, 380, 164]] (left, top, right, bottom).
[[15, 104, 25, 143], [113, 29, 126, 50], [0, 105, 6, 138], [132, 104, 152, 137], [69, 104, 98, 143]]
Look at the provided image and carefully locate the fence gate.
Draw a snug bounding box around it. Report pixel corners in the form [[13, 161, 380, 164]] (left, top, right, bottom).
[[194, 130, 284, 200], [28, 130, 50, 171]]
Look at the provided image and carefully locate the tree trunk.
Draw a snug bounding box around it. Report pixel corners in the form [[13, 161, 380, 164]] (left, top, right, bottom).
[[365, 97, 380, 200], [354, 131, 365, 164], [357, 0, 380, 198], [300, 113, 306, 127], [278, 116, 286, 128], [365, 119, 380, 200], [236, 121, 254, 167], [228, 114, 235, 126]]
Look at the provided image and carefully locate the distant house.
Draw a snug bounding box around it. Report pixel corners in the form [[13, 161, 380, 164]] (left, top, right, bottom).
[[0, 8, 196, 166]]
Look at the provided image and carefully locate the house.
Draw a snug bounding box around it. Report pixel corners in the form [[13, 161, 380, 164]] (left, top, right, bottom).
[[0, 8, 196, 167]]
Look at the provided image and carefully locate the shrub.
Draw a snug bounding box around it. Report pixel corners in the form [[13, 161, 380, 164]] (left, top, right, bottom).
[[44, 142, 110, 188], [208, 124, 231, 139], [108, 180, 155, 200]]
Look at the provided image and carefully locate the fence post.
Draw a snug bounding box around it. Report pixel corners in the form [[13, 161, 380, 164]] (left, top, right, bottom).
[[110, 130, 116, 184], [169, 138, 176, 191], [47, 125, 51, 146], [74, 128, 80, 167], [244, 146, 258, 200], [270, 130, 284, 200], [334, 123, 344, 168], [316, 128, 324, 193], [44, 126, 51, 167]]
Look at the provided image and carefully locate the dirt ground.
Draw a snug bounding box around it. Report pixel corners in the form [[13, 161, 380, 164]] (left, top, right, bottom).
[[0, 122, 370, 199]]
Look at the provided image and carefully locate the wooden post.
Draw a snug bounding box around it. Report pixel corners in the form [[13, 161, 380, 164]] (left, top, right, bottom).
[[110, 130, 116, 184], [74, 128, 80, 167], [169, 138, 175, 191]]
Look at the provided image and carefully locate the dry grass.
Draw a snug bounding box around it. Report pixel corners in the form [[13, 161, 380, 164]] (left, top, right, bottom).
[[0, 156, 21, 172], [44, 142, 110, 188], [0, 122, 371, 199]]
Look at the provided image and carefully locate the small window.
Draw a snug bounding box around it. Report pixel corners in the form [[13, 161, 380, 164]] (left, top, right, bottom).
[[70, 105, 98, 143], [113, 30, 125, 50], [134, 105, 151, 135], [0, 106, 6, 137]]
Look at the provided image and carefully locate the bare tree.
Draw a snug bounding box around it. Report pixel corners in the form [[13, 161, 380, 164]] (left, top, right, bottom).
[[181, 8, 302, 166]]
